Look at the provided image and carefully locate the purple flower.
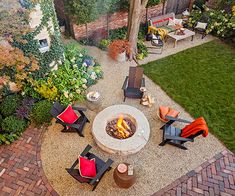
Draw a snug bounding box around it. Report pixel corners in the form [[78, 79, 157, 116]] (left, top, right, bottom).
[[16, 106, 30, 120]]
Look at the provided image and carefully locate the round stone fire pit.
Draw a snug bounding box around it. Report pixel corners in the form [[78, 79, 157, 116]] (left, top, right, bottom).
[[92, 105, 150, 155]]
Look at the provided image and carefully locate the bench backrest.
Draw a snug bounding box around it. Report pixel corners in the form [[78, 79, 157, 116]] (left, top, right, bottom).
[[148, 13, 175, 27]]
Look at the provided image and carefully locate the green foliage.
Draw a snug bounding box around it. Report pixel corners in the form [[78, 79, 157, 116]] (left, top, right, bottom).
[[142, 41, 235, 152], [189, 6, 235, 38], [137, 40, 148, 60], [109, 26, 128, 40], [0, 132, 19, 145], [0, 94, 22, 117], [0, 114, 2, 128], [147, 0, 161, 7], [67, 0, 161, 25], [2, 116, 27, 134], [99, 39, 111, 50], [13, 0, 64, 73], [31, 100, 52, 125], [24, 42, 103, 105]]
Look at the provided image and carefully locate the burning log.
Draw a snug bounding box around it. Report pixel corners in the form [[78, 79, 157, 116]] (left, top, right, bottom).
[[106, 115, 136, 139]]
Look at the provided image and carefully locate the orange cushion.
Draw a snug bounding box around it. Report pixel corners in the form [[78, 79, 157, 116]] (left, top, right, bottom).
[[159, 106, 169, 120], [78, 156, 96, 178], [159, 106, 180, 122], [181, 117, 209, 138]]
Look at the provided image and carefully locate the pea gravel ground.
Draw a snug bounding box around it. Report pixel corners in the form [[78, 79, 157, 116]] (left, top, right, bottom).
[[41, 34, 226, 196]]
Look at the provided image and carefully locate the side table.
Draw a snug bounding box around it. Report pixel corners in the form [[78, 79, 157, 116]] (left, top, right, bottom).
[[86, 91, 102, 112], [113, 163, 136, 188]]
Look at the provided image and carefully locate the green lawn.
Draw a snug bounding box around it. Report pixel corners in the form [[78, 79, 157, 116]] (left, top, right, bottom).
[[142, 41, 235, 152]]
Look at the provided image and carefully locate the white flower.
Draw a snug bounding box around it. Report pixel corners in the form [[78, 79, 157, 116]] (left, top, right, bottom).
[[71, 57, 76, 63], [82, 62, 87, 67], [76, 89, 81, 94], [69, 93, 73, 99], [82, 84, 87, 89], [79, 53, 83, 57], [73, 64, 78, 68], [64, 91, 69, 98], [81, 78, 87, 84]]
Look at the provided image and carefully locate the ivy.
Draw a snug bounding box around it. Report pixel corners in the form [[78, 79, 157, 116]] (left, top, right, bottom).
[[13, 0, 64, 76]]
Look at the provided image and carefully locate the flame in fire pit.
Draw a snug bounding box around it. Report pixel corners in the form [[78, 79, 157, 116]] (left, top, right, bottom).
[[106, 114, 136, 140], [116, 115, 131, 139]]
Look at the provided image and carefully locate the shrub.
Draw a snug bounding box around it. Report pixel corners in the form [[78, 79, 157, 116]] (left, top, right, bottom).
[[25, 43, 103, 105], [1, 115, 27, 134], [99, 39, 111, 50], [0, 114, 2, 128], [189, 6, 235, 38], [0, 94, 22, 117], [108, 39, 131, 60], [30, 100, 53, 125], [137, 40, 148, 60], [0, 133, 19, 145]]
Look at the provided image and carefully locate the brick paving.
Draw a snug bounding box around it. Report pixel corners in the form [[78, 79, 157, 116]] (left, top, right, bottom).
[[0, 126, 58, 196], [153, 150, 235, 196], [0, 125, 234, 196]]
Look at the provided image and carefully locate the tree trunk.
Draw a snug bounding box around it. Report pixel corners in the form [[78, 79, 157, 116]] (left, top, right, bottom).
[[127, 0, 149, 60], [189, 0, 195, 11]]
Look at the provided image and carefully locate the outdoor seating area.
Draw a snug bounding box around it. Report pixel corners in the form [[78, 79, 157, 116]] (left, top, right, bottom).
[[0, 0, 234, 196]]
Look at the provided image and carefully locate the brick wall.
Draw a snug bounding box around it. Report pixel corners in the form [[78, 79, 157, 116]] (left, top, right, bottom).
[[72, 3, 164, 40]]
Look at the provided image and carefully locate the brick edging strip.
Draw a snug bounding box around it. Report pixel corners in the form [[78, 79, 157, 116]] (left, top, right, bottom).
[[153, 150, 235, 196]]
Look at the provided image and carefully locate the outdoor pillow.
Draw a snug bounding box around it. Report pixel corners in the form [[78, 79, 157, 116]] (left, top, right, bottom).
[[159, 106, 180, 122], [167, 18, 175, 26], [181, 117, 209, 138], [174, 18, 183, 25], [78, 156, 97, 178], [57, 105, 80, 129], [195, 22, 207, 29], [168, 18, 182, 26]]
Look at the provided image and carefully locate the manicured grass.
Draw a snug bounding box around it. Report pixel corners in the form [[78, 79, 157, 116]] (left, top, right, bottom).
[[142, 41, 235, 152]]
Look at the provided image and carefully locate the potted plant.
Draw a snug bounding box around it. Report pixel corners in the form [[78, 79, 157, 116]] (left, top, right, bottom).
[[108, 40, 131, 62]]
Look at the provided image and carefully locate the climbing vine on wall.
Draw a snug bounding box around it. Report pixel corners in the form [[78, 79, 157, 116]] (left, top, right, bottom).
[[13, 0, 63, 74]]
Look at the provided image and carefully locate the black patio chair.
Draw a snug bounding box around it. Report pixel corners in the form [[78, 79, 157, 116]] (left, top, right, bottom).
[[122, 67, 145, 102], [66, 145, 113, 191], [50, 102, 89, 137], [150, 33, 164, 54], [159, 116, 208, 150], [193, 15, 209, 39]]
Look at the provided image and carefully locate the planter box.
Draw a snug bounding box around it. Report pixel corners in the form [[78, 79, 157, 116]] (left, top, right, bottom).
[[116, 51, 126, 62]]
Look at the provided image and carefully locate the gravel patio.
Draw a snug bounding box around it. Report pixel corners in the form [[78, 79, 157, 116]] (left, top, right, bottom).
[[40, 33, 226, 195]]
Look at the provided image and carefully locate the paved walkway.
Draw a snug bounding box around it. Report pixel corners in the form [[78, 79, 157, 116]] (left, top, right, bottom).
[[154, 150, 235, 196], [0, 126, 58, 196]]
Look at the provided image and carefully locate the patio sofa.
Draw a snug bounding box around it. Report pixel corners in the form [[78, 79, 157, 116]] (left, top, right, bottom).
[[148, 12, 177, 34]]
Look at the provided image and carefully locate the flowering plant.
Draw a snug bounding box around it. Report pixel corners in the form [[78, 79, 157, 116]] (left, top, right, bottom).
[[25, 43, 103, 105], [189, 5, 235, 38]]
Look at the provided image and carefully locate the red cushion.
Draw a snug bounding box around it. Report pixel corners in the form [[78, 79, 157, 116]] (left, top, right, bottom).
[[152, 17, 173, 25], [78, 156, 96, 178], [181, 117, 209, 138], [57, 105, 79, 128]]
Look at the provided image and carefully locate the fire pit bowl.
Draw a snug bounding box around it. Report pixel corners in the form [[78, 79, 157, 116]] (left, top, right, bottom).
[[92, 105, 150, 155]]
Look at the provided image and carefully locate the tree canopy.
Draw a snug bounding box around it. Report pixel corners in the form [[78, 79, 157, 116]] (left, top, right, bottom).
[[66, 0, 161, 25]]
